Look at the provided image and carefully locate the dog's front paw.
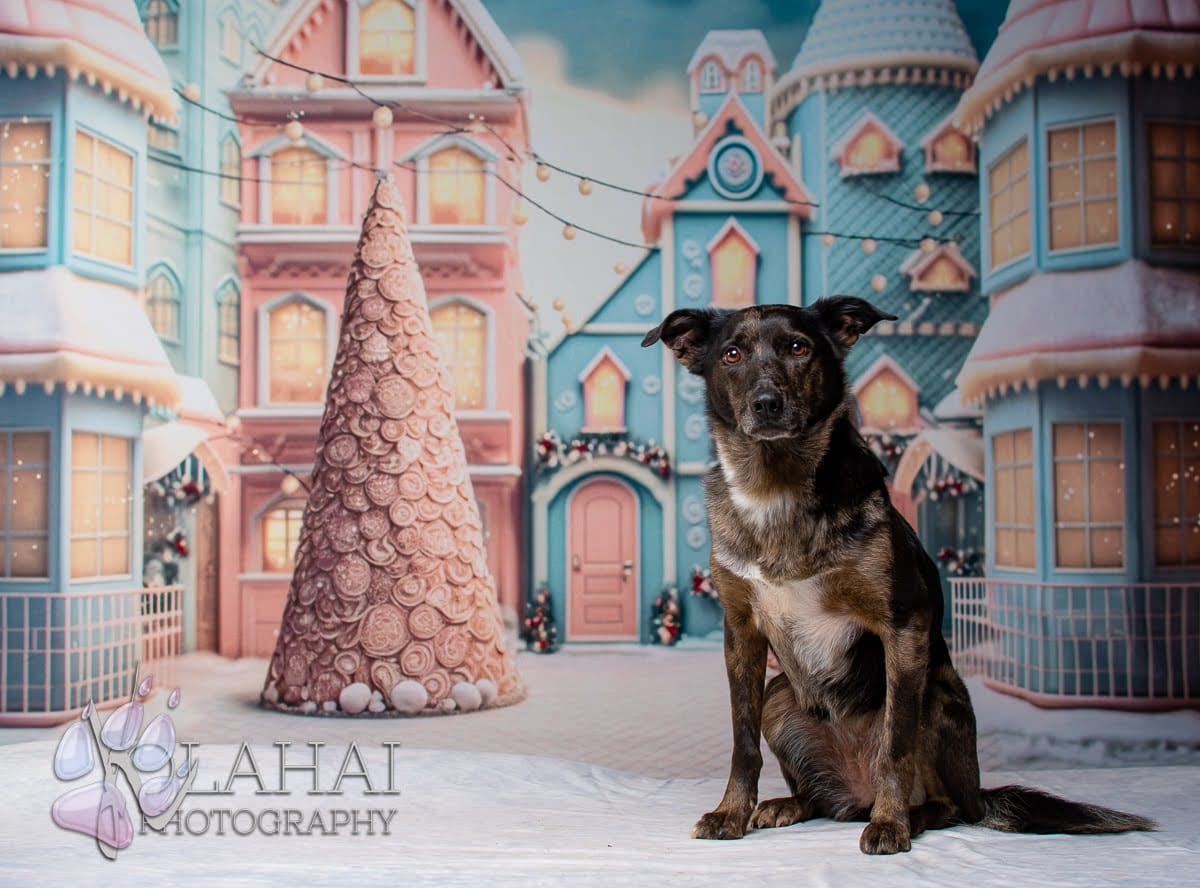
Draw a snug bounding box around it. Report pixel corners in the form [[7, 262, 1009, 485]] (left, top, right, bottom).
[[859, 819, 911, 855], [750, 797, 811, 830], [692, 808, 751, 840]]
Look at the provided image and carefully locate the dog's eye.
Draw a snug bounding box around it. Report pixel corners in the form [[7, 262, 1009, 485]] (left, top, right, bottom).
[[723, 347, 742, 365], [790, 341, 809, 357]]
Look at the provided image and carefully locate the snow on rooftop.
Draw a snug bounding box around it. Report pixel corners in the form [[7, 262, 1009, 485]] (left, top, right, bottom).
[[687, 29, 777, 74]]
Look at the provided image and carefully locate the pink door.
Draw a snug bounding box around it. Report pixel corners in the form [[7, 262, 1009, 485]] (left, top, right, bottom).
[[569, 479, 638, 640]]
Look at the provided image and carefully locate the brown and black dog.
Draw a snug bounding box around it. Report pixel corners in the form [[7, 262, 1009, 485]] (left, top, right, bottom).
[[642, 297, 1155, 854]]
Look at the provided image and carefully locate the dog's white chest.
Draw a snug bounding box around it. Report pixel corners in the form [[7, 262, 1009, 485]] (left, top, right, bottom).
[[752, 576, 861, 675]]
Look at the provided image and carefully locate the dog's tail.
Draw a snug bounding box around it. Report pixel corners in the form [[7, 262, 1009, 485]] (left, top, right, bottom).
[[978, 785, 1156, 834]]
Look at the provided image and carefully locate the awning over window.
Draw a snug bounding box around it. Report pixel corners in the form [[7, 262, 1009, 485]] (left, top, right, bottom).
[[893, 426, 984, 497], [142, 422, 229, 494]]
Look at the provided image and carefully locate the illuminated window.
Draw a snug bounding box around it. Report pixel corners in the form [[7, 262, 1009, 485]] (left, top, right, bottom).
[[580, 348, 630, 434], [900, 242, 975, 293], [740, 60, 762, 92], [993, 428, 1035, 569], [708, 218, 758, 308], [922, 119, 975, 174], [218, 280, 240, 365], [73, 130, 134, 266], [1151, 420, 1200, 567], [1047, 120, 1118, 251], [143, 0, 177, 47], [1053, 422, 1125, 569], [268, 298, 327, 403], [262, 504, 305, 572], [359, 0, 416, 77], [147, 121, 179, 155], [145, 266, 180, 341], [699, 60, 725, 93], [70, 433, 131, 580], [220, 12, 241, 64], [833, 113, 902, 176], [0, 431, 50, 579], [431, 301, 487, 409], [988, 139, 1030, 269], [428, 147, 485, 225], [0, 119, 50, 249], [220, 135, 241, 208], [270, 147, 327, 225], [854, 358, 918, 432], [1148, 121, 1200, 249]]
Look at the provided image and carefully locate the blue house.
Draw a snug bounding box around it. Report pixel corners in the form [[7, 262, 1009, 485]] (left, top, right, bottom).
[[955, 0, 1200, 707], [0, 0, 182, 719]]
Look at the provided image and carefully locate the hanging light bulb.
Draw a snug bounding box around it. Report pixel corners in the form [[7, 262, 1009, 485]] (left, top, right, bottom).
[[870, 273, 887, 292], [561, 313, 574, 329], [284, 118, 304, 142], [536, 163, 551, 182], [920, 237, 937, 253], [562, 224, 577, 240], [820, 233, 835, 247], [372, 105, 393, 129], [512, 202, 529, 225], [692, 110, 709, 128], [928, 209, 944, 226], [305, 72, 325, 93], [913, 182, 931, 203], [224, 413, 242, 434], [861, 238, 877, 255], [182, 83, 201, 102], [552, 298, 565, 311], [614, 262, 629, 275], [280, 474, 302, 496], [578, 178, 593, 196]]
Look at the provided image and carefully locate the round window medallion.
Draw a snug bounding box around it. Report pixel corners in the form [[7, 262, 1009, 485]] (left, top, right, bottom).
[[708, 136, 763, 200]]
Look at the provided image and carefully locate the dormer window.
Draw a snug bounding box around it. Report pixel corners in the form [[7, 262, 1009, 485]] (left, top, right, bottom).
[[354, 0, 420, 79], [699, 60, 726, 94], [832, 112, 903, 177], [921, 116, 976, 174], [707, 217, 759, 308], [401, 134, 496, 226], [900, 241, 976, 293], [740, 59, 763, 93], [854, 356, 920, 433], [580, 347, 631, 434]]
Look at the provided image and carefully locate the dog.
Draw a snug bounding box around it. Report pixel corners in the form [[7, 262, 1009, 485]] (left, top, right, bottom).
[[642, 297, 1155, 854]]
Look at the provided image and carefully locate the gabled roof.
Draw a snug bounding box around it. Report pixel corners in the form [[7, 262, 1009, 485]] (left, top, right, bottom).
[[398, 131, 498, 163], [251, 0, 526, 89], [641, 93, 813, 244], [919, 110, 968, 149], [578, 346, 632, 383], [688, 30, 777, 74], [705, 217, 760, 255], [853, 353, 921, 397], [899, 241, 976, 292], [249, 129, 349, 160], [829, 111, 904, 173], [957, 0, 1200, 132], [0, 0, 175, 120]]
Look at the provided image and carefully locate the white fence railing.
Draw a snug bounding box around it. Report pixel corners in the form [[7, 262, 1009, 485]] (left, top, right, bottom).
[[0, 585, 183, 725], [951, 578, 1199, 710]]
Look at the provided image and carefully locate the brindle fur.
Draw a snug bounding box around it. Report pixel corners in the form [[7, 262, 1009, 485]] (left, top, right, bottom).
[[643, 298, 1156, 854]]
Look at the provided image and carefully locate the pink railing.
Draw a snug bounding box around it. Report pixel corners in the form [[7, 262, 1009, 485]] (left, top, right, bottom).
[[950, 578, 1199, 710], [0, 585, 183, 725]]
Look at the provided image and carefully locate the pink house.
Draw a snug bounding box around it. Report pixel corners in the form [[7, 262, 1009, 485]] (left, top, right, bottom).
[[221, 0, 530, 658]]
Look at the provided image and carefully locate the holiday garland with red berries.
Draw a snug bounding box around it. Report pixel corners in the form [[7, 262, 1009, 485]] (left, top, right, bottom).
[[534, 430, 671, 479]]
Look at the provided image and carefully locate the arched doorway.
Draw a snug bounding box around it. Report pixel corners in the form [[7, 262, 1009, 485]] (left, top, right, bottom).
[[567, 477, 639, 640]]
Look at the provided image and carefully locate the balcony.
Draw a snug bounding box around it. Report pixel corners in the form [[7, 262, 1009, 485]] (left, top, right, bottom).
[[0, 586, 183, 726], [951, 578, 1199, 710]]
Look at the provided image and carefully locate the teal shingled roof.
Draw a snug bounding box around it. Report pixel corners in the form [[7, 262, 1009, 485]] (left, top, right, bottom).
[[792, 0, 978, 77]]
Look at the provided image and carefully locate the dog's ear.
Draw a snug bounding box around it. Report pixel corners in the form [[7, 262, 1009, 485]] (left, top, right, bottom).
[[813, 296, 897, 353], [641, 308, 723, 374]]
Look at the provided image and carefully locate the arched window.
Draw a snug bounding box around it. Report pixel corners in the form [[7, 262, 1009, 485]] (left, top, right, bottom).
[[359, 0, 416, 77], [143, 0, 178, 47], [430, 300, 487, 409], [220, 134, 241, 207], [854, 357, 919, 433], [270, 147, 327, 225], [267, 298, 327, 403], [699, 60, 726, 93], [145, 266, 180, 341], [219, 12, 241, 63], [261, 502, 305, 572], [580, 348, 631, 434], [708, 219, 759, 308], [428, 147, 486, 225], [217, 280, 240, 365], [740, 59, 762, 93]]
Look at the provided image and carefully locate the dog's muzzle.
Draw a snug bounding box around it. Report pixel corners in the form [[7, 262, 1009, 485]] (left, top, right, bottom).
[[741, 387, 793, 439]]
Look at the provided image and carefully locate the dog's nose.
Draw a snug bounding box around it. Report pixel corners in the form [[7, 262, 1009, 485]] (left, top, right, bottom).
[[752, 392, 783, 419]]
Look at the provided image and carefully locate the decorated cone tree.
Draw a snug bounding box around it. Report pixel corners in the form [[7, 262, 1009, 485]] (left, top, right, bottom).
[[261, 176, 525, 716]]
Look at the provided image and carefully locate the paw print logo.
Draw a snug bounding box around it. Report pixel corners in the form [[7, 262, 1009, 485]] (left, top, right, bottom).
[[51, 667, 198, 859]]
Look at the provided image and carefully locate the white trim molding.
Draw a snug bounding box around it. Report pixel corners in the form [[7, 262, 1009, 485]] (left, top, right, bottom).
[[399, 132, 498, 226], [346, 0, 427, 85], [255, 291, 338, 409], [428, 293, 498, 410]]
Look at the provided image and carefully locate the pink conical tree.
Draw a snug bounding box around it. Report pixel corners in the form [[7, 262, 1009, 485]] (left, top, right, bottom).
[[262, 176, 525, 716]]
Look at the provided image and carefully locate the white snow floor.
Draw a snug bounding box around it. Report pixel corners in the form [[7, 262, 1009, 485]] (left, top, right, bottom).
[[2, 740, 1197, 887]]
